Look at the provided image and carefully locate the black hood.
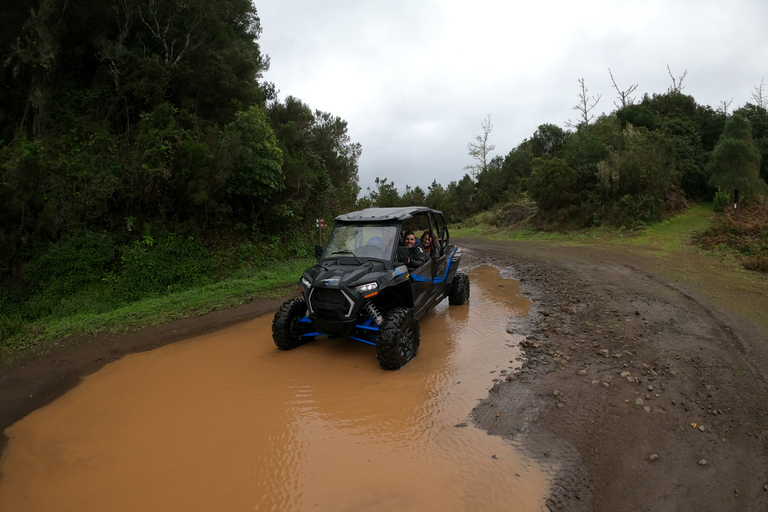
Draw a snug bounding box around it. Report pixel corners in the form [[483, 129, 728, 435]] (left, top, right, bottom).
[[307, 261, 388, 289]]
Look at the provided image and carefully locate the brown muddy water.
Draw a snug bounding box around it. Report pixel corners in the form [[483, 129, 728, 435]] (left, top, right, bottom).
[[0, 265, 548, 511]]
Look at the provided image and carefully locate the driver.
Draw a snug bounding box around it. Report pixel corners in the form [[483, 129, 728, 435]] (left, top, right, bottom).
[[403, 231, 427, 268]]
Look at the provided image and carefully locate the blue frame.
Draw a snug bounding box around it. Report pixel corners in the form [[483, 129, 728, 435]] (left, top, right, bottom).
[[295, 315, 380, 346]]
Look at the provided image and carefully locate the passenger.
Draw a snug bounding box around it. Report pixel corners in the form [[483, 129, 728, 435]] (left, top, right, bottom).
[[403, 231, 428, 268], [420, 231, 434, 256]]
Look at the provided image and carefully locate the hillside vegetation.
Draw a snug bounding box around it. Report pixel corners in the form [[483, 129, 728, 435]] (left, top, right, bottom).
[[1, 1, 358, 328]]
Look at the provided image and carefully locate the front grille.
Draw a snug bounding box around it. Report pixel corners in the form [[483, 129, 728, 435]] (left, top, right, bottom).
[[314, 288, 345, 305], [316, 308, 340, 320], [310, 288, 352, 320]]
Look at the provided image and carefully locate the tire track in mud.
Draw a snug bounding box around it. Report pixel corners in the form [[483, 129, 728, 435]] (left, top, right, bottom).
[[460, 242, 768, 512], [471, 379, 592, 512], [622, 263, 768, 384]]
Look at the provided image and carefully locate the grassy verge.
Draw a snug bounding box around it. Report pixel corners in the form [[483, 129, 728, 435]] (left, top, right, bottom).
[[608, 204, 716, 253], [453, 204, 716, 249], [1, 257, 313, 362], [454, 203, 768, 331]]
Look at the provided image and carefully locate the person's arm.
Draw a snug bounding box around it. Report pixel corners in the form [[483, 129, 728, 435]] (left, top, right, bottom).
[[408, 246, 428, 268]]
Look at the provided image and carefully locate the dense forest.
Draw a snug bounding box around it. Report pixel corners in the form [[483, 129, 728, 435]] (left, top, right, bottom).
[[362, 89, 768, 227], [0, 0, 361, 318], [2, 0, 767, 323]]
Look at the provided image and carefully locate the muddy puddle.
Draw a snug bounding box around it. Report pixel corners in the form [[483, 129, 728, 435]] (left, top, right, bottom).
[[0, 265, 548, 511]]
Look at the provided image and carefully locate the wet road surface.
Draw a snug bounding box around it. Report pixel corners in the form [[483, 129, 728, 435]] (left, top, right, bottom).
[[0, 265, 549, 511]]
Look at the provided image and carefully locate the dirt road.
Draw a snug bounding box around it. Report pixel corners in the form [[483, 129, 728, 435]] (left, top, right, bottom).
[[461, 239, 768, 511], [1, 238, 767, 511]]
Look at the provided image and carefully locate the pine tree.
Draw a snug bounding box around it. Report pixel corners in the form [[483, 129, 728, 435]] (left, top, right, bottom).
[[707, 114, 766, 218]]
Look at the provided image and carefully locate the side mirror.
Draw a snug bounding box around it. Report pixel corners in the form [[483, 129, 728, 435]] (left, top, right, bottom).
[[315, 245, 324, 260]]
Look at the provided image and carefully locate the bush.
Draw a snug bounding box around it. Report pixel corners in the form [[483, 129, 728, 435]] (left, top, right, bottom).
[[0, 225, 319, 323], [23, 232, 117, 297], [11, 232, 119, 319], [0, 313, 24, 344], [603, 194, 661, 227], [114, 233, 218, 303], [713, 187, 730, 212], [528, 157, 581, 211], [694, 200, 768, 273]]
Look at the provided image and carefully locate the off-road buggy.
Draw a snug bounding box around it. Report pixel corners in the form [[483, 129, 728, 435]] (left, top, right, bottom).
[[272, 206, 470, 369]]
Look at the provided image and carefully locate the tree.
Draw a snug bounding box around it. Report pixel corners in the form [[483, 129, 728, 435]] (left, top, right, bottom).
[[666, 65, 688, 94], [751, 78, 767, 109], [530, 124, 568, 158], [451, 175, 478, 219], [567, 78, 601, 129], [500, 144, 534, 187], [401, 185, 426, 206], [476, 155, 508, 203], [735, 103, 768, 184], [706, 114, 766, 218], [366, 178, 400, 207], [609, 68, 638, 108], [717, 99, 733, 116], [425, 180, 447, 211], [310, 110, 362, 213], [265, 96, 360, 227], [528, 157, 580, 212], [596, 125, 677, 200], [464, 115, 495, 183], [616, 104, 658, 130], [225, 105, 284, 222]]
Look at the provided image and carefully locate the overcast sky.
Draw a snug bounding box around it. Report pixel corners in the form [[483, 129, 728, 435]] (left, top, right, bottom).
[[256, 0, 768, 197]]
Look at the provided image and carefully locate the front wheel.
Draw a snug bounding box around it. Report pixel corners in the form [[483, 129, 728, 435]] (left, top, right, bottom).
[[376, 307, 420, 370], [448, 273, 470, 305], [272, 298, 314, 350]]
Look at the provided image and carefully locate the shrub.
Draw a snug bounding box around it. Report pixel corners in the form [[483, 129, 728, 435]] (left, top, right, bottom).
[[713, 187, 730, 212], [13, 232, 119, 319], [694, 200, 768, 273], [114, 233, 218, 303], [603, 194, 661, 227], [0, 313, 24, 344]]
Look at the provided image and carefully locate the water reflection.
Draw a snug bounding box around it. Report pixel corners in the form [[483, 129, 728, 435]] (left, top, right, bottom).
[[0, 266, 546, 512]]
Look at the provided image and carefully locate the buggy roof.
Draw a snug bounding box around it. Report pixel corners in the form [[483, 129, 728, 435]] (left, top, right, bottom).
[[335, 206, 442, 222]]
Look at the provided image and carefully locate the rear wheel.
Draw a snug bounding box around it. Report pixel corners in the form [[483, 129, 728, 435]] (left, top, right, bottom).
[[376, 307, 420, 370], [448, 273, 470, 305], [272, 298, 314, 350]]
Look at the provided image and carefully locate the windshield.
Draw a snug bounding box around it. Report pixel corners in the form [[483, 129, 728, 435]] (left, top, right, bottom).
[[323, 224, 399, 261]]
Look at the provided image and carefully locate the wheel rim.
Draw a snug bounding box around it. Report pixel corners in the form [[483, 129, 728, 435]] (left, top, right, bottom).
[[397, 324, 416, 360]]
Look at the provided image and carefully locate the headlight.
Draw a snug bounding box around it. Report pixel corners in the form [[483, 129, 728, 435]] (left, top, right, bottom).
[[355, 282, 378, 294], [301, 277, 312, 288]]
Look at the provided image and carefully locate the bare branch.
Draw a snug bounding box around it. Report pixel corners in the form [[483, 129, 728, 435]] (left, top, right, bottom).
[[751, 78, 767, 109], [566, 78, 602, 129], [96, 0, 132, 92], [717, 99, 733, 116], [609, 68, 638, 108], [667, 65, 688, 94], [136, 0, 204, 67], [464, 115, 495, 183]]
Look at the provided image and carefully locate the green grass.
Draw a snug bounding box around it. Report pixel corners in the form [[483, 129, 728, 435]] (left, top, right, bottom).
[[453, 204, 716, 250], [451, 223, 618, 242], [1, 258, 313, 361], [609, 204, 715, 252]]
